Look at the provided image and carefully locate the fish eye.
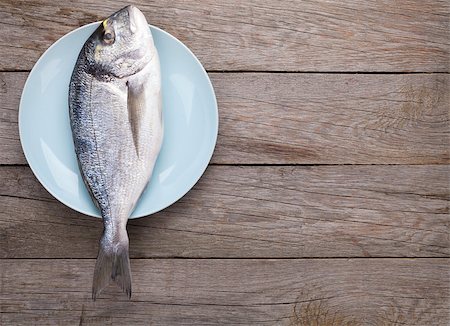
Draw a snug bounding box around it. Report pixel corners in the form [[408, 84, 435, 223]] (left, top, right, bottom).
[[103, 31, 115, 44]]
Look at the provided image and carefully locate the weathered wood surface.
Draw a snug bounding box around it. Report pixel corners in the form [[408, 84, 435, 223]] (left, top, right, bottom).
[[1, 165, 448, 258], [1, 258, 448, 325], [0, 1, 448, 72], [1, 72, 448, 165], [1, 1, 449, 325]]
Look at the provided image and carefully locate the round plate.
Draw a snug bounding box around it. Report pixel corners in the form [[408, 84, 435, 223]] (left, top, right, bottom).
[[19, 23, 218, 218]]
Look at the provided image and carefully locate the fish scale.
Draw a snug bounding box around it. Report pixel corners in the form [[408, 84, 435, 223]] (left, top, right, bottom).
[[68, 5, 163, 300]]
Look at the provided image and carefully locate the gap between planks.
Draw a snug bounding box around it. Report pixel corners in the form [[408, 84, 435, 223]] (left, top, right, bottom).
[[1, 70, 449, 74], [1, 163, 450, 167], [1, 257, 449, 260]]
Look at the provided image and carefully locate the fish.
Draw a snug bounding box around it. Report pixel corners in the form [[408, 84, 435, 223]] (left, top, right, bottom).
[[68, 5, 163, 300]]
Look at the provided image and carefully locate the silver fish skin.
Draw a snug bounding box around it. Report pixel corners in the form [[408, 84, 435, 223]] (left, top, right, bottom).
[[69, 5, 162, 300]]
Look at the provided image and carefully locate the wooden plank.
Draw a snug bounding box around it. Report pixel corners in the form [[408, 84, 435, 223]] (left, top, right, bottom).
[[212, 73, 449, 164], [1, 165, 448, 258], [0, 1, 448, 71], [0, 72, 26, 165], [1, 258, 448, 325], [1, 72, 448, 165]]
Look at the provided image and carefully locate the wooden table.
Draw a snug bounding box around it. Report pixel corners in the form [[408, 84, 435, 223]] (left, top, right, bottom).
[[1, 1, 449, 325]]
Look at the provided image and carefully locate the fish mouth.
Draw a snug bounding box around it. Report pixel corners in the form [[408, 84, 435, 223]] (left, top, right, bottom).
[[103, 5, 147, 34], [126, 5, 148, 34], [126, 5, 138, 16]]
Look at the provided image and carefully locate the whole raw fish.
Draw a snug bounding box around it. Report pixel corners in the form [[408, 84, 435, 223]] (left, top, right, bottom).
[[69, 5, 162, 299]]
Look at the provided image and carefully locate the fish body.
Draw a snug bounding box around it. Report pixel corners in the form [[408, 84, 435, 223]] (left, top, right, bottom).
[[69, 5, 162, 299]]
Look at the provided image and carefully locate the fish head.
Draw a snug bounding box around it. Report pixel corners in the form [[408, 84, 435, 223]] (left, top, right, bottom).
[[86, 5, 156, 78]]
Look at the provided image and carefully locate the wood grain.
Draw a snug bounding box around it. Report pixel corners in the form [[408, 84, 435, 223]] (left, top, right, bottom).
[[1, 72, 448, 165], [1, 258, 448, 325], [1, 2, 449, 325], [0, 1, 448, 72], [1, 165, 448, 259], [213, 73, 449, 164], [0, 72, 26, 165]]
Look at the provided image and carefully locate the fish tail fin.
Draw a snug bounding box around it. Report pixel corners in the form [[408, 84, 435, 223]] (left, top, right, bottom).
[[92, 225, 131, 300]]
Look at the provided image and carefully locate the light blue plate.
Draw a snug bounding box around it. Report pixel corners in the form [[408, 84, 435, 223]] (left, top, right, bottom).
[[19, 23, 218, 218]]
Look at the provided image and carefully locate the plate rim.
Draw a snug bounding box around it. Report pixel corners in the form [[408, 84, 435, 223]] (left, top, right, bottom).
[[18, 22, 219, 219]]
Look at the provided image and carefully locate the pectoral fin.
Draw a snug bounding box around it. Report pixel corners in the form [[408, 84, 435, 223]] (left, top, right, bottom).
[[126, 82, 146, 156]]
